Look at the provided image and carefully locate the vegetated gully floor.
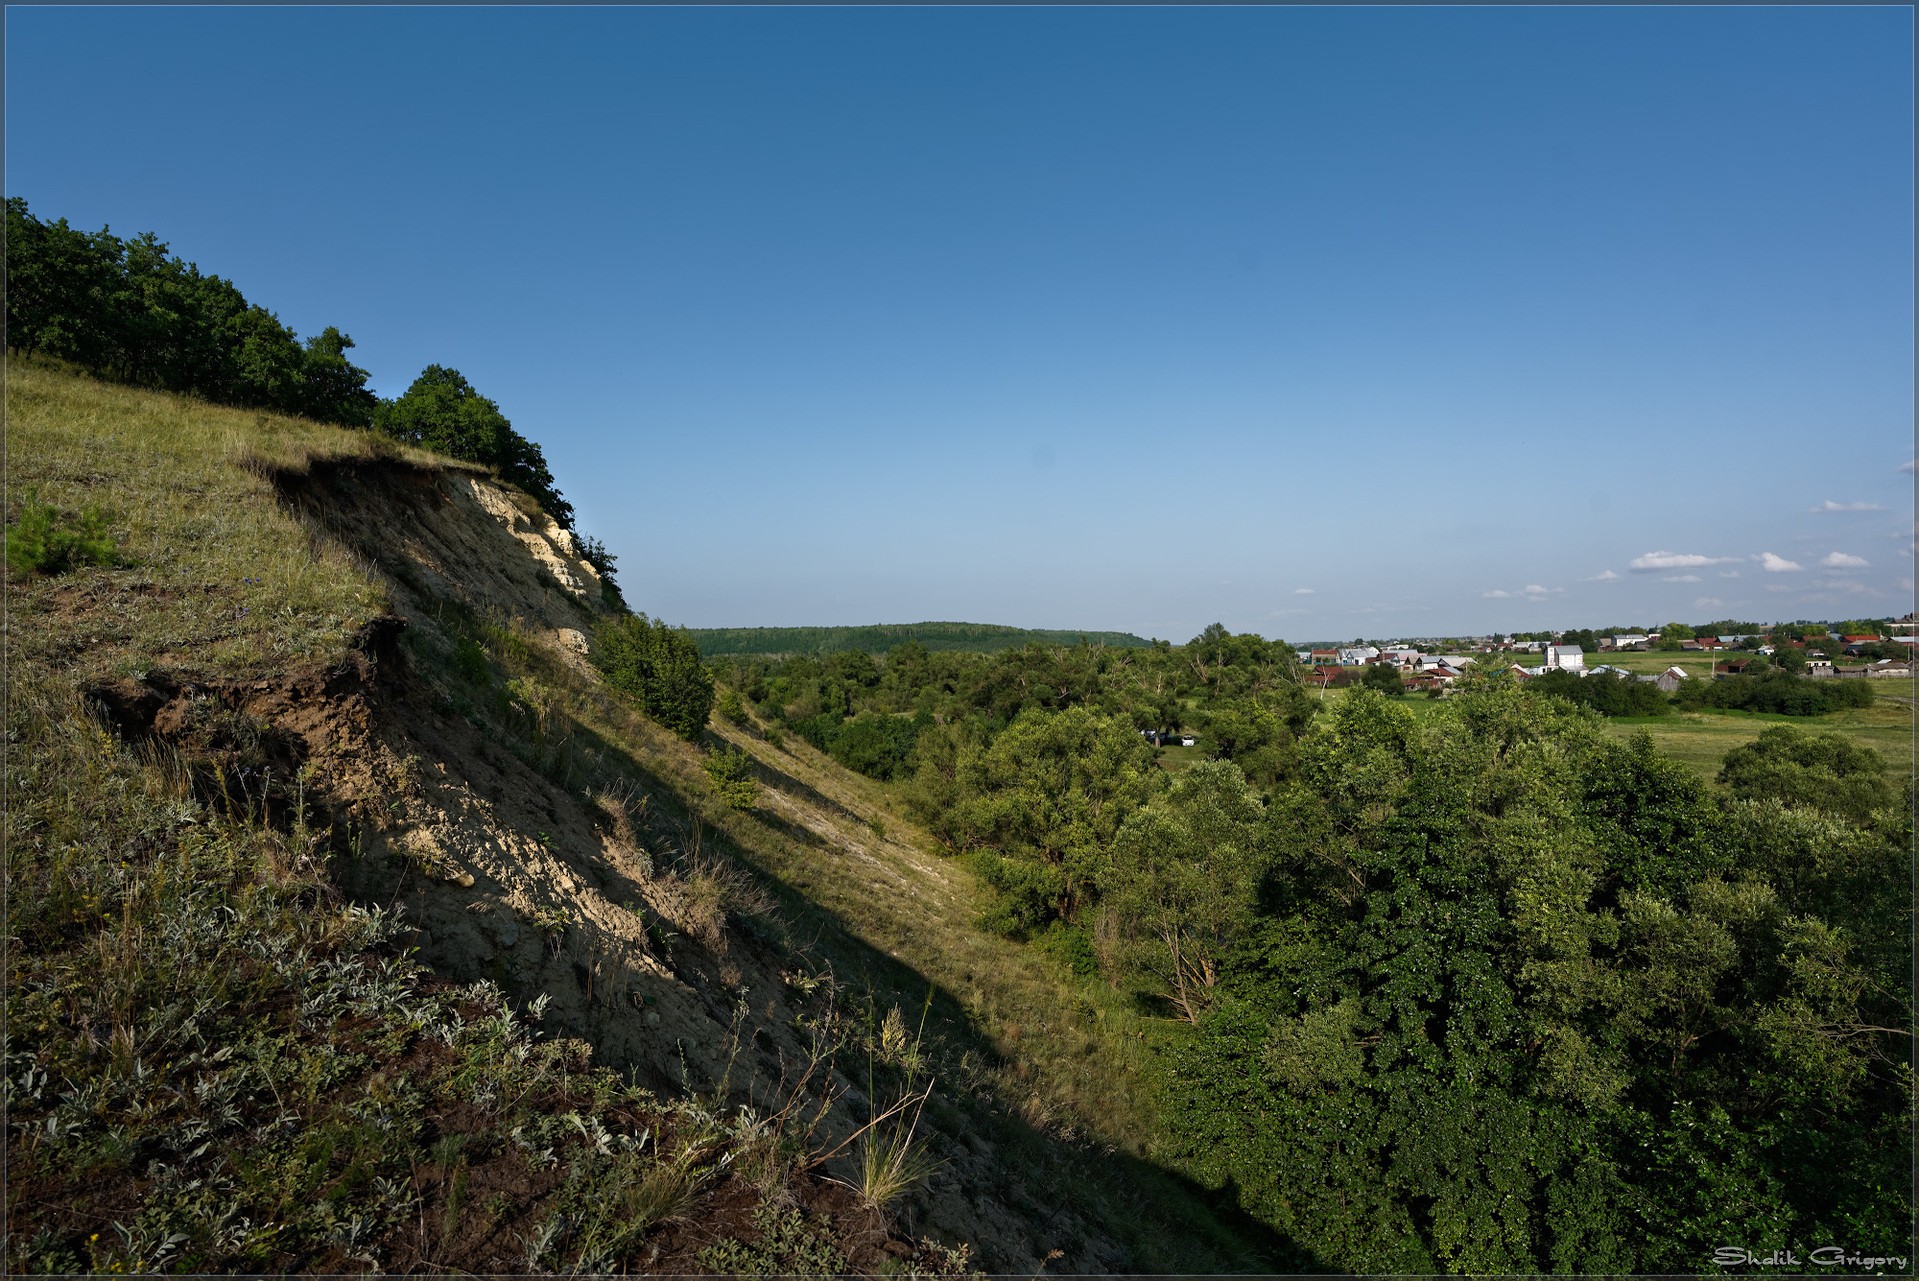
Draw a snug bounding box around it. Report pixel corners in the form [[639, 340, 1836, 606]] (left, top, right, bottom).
[[649, 725, 1295, 1272], [262, 457, 1289, 1272]]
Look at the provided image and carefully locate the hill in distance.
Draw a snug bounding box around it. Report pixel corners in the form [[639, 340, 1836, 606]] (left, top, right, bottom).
[[688, 621, 1155, 657]]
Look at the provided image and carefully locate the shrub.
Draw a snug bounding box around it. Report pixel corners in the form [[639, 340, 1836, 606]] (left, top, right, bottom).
[[1533, 669, 1668, 717], [703, 746, 759, 811], [576, 533, 623, 609], [1718, 724, 1893, 821], [1676, 672, 1872, 716], [5, 497, 120, 576], [826, 712, 922, 781], [450, 638, 491, 686], [592, 612, 714, 738]]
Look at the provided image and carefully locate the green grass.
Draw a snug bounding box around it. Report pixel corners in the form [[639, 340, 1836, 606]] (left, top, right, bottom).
[[1592, 649, 1724, 679], [4, 355, 404, 681], [1604, 695, 1914, 787]]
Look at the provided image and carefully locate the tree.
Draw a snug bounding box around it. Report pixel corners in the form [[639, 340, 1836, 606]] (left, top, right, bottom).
[[703, 746, 759, 810], [1656, 622, 1694, 651], [592, 612, 714, 739], [297, 327, 378, 427], [945, 705, 1158, 930], [1718, 725, 1893, 823], [1155, 684, 1909, 1272], [375, 365, 574, 528], [1360, 663, 1405, 697], [1106, 761, 1270, 1022]]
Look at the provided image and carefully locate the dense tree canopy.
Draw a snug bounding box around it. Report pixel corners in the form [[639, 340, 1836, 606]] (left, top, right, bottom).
[[4, 197, 379, 427], [1154, 688, 1910, 1272], [374, 365, 573, 529], [592, 613, 714, 739], [715, 633, 1909, 1271], [5, 198, 580, 533]]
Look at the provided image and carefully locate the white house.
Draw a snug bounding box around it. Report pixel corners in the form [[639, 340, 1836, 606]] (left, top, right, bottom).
[[1543, 644, 1585, 672], [1336, 646, 1380, 666]]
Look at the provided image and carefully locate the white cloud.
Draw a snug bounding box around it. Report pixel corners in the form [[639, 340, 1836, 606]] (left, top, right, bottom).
[[1481, 589, 1512, 599], [1693, 596, 1724, 609], [1293, 587, 1315, 595], [1521, 584, 1563, 597], [1719, 570, 1741, 578], [1821, 551, 1870, 568], [1901, 459, 1915, 474], [1585, 569, 1620, 582], [1757, 552, 1803, 572], [1659, 574, 1702, 583], [1811, 499, 1884, 512], [1629, 551, 1736, 571], [1807, 579, 1883, 599]]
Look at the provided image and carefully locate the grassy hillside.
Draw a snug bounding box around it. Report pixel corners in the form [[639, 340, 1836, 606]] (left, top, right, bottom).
[[5, 360, 1279, 1273], [689, 621, 1153, 657]]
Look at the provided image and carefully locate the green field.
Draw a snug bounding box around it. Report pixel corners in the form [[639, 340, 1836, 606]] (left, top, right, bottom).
[[1591, 649, 1725, 679], [1322, 667, 1913, 788], [1604, 696, 1914, 788]]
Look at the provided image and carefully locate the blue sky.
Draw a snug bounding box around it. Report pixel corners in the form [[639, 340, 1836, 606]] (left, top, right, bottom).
[[7, 6, 1912, 641]]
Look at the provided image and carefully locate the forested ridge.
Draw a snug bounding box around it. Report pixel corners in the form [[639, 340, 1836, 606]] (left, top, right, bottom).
[[718, 630, 1914, 1271], [689, 621, 1153, 657], [4, 198, 581, 535]]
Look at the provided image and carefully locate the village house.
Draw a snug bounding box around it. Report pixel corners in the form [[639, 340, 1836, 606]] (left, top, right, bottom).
[[1608, 634, 1651, 651], [1543, 644, 1584, 672]]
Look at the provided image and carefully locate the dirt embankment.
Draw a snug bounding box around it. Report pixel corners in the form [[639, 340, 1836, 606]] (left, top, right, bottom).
[[76, 454, 1138, 1272]]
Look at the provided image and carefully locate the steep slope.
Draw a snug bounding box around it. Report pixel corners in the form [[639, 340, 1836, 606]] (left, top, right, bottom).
[[8, 361, 1283, 1272]]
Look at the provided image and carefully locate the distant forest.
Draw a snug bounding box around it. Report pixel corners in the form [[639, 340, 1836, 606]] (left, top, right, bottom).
[[688, 621, 1154, 657]]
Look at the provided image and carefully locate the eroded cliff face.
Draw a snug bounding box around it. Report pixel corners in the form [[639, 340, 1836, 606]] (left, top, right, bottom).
[[259, 459, 825, 1102], [148, 454, 1119, 1273]]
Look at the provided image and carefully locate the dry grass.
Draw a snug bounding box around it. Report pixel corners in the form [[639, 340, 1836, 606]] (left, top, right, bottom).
[[5, 356, 408, 679]]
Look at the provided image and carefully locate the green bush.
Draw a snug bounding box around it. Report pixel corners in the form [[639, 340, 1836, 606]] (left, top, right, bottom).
[[1533, 669, 1668, 716], [1718, 724, 1893, 821], [1675, 671, 1872, 715], [450, 638, 491, 686], [592, 612, 714, 739], [5, 497, 120, 576], [703, 746, 759, 811]]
